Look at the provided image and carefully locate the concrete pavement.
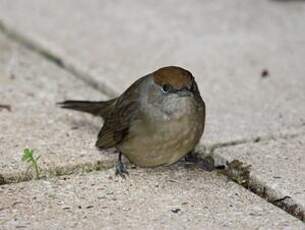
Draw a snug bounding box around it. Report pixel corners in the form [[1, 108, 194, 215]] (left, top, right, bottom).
[[1, 167, 303, 229], [0, 0, 304, 146], [215, 133, 305, 221], [0, 33, 116, 183], [0, 0, 305, 228]]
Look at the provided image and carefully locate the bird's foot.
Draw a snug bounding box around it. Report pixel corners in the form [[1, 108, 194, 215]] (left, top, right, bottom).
[[184, 151, 200, 163], [185, 152, 215, 171], [115, 161, 129, 178]]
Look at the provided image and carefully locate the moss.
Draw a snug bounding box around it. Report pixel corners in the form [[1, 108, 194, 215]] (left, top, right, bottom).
[[221, 159, 251, 188], [274, 202, 305, 222], [219, 159, 305, 222]]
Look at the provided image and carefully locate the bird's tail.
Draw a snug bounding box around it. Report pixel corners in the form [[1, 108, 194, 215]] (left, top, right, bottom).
[[57, 99, 116, 117]]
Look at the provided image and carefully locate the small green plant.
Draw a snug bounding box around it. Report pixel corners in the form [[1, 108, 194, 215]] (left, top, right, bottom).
[[22, 148, 41, 179]]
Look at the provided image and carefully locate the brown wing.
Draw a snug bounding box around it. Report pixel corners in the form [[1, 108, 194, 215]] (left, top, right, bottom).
[[95, 76, 147, 149]]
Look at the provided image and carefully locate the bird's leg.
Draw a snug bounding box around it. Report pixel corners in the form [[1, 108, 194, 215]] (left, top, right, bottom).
[[185, 151, 215, 172], [115, 152, 129, 178], [184, 151, 200, 163]]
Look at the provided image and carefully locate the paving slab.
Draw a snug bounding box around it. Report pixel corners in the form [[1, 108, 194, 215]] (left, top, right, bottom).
[[0, 0, 304, 145], [0, 166, 304, 230], [214, 134, 305, 220], [0, 33, 116, 182]]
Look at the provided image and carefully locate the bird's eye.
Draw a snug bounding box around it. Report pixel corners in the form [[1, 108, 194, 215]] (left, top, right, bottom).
[[161, 84, 171, 93]]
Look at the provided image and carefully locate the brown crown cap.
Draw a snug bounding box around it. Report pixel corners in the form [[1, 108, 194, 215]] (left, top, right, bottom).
[[153, 66, 193, 90]]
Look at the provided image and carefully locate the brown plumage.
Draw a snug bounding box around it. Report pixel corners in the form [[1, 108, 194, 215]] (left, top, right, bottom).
[[58, 66, 205, 177], [153, 66, 193, 90]]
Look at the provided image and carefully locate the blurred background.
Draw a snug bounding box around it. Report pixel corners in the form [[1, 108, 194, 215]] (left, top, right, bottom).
[[0, 0, 305, 144]]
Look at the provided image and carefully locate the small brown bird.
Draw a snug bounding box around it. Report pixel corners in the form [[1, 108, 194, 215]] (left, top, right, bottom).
[[58, 66, 205, 176]]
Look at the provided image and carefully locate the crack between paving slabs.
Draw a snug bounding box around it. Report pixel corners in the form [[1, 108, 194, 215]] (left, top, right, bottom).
[[0, 124, 303, 220], [1, 136, 304, 224], [197, 132, 305, 223], [0, 159, 115, 186], [1, 130, 300, 185], [0, 19, 117, 98]]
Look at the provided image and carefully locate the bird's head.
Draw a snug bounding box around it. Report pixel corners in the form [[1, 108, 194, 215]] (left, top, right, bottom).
[[152, 66, 198, 97]]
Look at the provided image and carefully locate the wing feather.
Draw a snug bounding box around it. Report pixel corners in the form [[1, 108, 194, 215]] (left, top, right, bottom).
[[95, 76, 147, 149]]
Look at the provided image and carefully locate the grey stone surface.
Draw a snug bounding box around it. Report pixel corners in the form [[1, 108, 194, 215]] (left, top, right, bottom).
[[0, 33, 116, 179], [0, 167, 303, 230], [0, 2, 305, 227], [0, 0, 304, 145], [215, 134, 305, 216]]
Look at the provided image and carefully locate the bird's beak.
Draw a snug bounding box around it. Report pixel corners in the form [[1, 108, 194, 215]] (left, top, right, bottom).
[[177, 89, 192, 97]]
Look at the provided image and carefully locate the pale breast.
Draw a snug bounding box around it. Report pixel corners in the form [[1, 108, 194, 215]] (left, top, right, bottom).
[[117, 102, 204, 167]]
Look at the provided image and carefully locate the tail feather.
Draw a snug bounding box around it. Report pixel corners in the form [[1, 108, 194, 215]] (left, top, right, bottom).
[[57, 99, 116, 117]]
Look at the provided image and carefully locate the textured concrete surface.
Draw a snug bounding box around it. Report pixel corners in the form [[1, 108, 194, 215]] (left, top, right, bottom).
[[0, 1, 305, 228], [0, 33, 116, 180], [0, 167, 303, 230], [215, 134, 305, 216], [0, 0, 305, 145]]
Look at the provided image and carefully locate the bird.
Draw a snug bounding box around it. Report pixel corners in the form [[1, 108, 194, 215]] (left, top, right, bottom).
[[58, 66, 206, 177]]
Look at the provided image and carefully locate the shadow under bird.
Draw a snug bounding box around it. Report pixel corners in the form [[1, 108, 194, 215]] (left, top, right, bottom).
[[58, 66, 206, 177]]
